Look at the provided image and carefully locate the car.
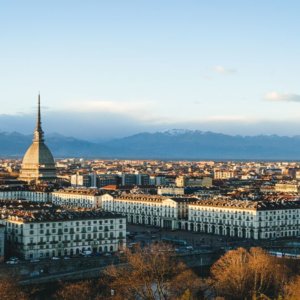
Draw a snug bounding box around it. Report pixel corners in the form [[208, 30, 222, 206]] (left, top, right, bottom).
[[63, 256, 71, 260], [51, 256, 60, 260], [8, 257, 19, 261], [30, 271, 40, 277], [104, 253, 112, 256], [6, 260, 18, 264], [30, 259, 40, 263]]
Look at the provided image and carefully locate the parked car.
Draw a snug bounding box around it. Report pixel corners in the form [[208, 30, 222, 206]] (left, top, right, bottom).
[[6, 260, 18, 264]]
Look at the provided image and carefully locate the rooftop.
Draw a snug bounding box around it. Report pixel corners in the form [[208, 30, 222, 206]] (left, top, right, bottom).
[[189, 199, 300, 210], [0, 200, 124, 223]]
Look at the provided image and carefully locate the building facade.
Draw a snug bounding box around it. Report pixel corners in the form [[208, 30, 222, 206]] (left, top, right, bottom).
[[102, 194, 195, 230], [52, 188, 113, 208], [0, 190, 51, 202], [2, 207, 126, 260], [188, 199, 300, 239]]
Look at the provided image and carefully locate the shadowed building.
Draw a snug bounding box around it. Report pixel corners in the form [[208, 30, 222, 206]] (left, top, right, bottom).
[[19, 95, 57, 183]]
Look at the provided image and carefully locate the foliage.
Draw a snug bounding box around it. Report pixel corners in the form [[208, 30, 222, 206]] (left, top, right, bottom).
[[0, 278, 28, 300], [104, 242, 202, 300], [283, 275, 300, 300], [210, 247, 289, 300], [55, 280, 101, 300]]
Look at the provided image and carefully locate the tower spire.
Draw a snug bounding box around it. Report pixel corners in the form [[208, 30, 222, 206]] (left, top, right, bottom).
[[34, 93, 44, 142], [37, 93, 41, 130]]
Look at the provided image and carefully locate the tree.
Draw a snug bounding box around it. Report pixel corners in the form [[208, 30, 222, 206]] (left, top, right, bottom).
[[104, 242, 201, 300], [55, 280, 99, 300], [210, 247, 289, 300], [283, 275, 300, 300], [0, 278, 28, 300]]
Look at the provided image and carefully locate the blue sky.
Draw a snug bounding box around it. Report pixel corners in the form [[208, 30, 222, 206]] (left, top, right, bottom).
[[1, 0, 300, 140]]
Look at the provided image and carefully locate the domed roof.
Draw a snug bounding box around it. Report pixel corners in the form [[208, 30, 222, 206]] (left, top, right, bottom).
[[19, 95, 57, 183], [22, 141, 55, 166]]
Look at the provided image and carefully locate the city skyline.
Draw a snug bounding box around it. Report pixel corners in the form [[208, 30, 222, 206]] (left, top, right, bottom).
[[1, 1, 300, 139]]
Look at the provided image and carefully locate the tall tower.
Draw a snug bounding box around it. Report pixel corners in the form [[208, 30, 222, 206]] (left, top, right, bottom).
[[19, 95, 57, 183]]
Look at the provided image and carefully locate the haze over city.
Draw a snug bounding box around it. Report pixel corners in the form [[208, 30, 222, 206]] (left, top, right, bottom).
[[1, 1, 300, 139]]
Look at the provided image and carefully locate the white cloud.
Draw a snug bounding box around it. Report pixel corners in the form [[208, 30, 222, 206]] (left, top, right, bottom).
[[214, 65, 237, 74], [265, 92, 300, 103], [63, 99, 159, 122]]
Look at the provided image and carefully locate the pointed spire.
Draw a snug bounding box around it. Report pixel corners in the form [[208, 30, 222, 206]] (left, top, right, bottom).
[[33, 93, 44, 142], [37, 93, 41, 130]]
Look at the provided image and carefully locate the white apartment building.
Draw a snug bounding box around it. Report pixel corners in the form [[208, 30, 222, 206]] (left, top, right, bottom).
[[214, 169, 237, 180], [0, 189, 51, 202], [2, 207, 126, 260], [157, 186, 185, 196], [102, 194, 195, 230], [52, 188, 113, 208], [188, 199, 300, 239], [275, 182, 299, 193]]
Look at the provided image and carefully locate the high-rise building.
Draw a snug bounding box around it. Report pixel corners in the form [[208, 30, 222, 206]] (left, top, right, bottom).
[[19, 95, 57, 183]]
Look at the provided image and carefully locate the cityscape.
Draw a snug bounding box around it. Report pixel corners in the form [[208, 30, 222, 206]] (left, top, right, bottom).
[[1, 1, 300, 300]]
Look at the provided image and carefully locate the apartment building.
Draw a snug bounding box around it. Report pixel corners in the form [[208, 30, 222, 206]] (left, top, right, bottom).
[[1, 204, 126, 260], [214, 169, 237, 180], [52, 188, 113, 208], [188, 199, 300, 239], [275, 182, 299, 193], [0, 189, 51, 202], [102, 194, 195, 230]]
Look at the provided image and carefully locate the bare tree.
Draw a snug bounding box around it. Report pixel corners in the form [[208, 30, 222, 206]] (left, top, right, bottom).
[[55, 280, 98, 300], [0, 278, 28, 300], [283, 275, 300, 300], [210, 247, 288, 300], [104, 242, 201, 300]]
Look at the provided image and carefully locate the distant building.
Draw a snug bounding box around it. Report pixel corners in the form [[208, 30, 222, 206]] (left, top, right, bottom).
[[275, 182, 299, 193], [149, 176, 166, 186], [0, 189, 51, 202], [70, 173, 91, 187], [214, 169, 237, 180], [176, 176, 212, 187], [19, 95, 57, 183], [157, 186, 185, 196], [121, 174, 137, 186], [52, 188, 113, 208], [97, 174, 120, 188]]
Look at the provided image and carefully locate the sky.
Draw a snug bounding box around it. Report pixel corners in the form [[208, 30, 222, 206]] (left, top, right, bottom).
[[1, 0, 300, 140]]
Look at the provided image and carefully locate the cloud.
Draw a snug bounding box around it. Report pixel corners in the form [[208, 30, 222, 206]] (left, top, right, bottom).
[[63, 100, 158, 122], [265, 92, 300, 103], [214, 65, 237, 74]]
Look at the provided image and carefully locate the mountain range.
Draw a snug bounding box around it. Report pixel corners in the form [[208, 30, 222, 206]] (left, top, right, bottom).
[[1, 129, 300, 160]]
